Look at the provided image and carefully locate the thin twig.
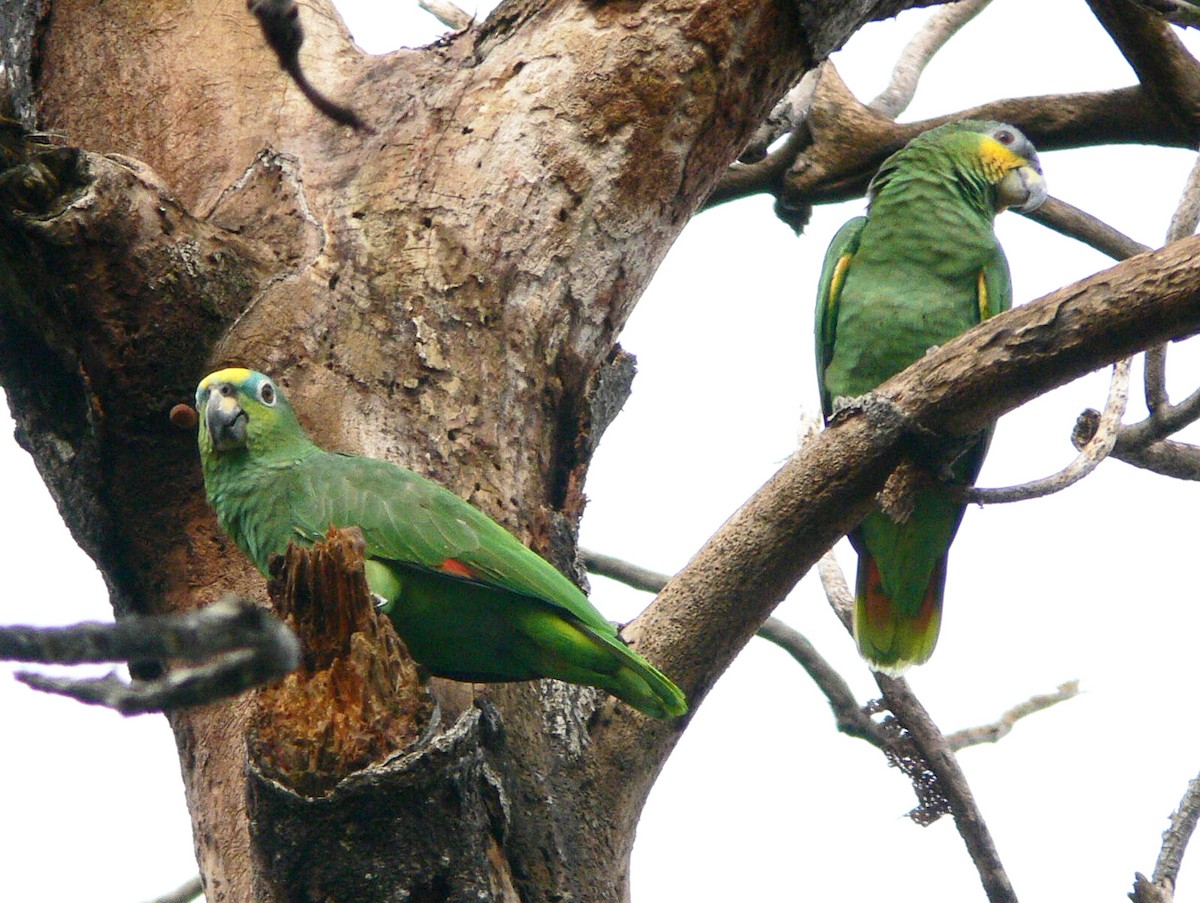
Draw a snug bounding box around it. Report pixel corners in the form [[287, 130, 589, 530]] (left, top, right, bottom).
[[965, 357, 1131, 504], [0, 596, 294, 663], [755, 617, 886, 746], [869, 0, 993, 119], [418, 0, 473, 32], [582, 547, 882, 744], [945, 682, 1080, 751], [141, 875, 204, 903], [6, 597, 300, 715], [580, 548, 667, 594]]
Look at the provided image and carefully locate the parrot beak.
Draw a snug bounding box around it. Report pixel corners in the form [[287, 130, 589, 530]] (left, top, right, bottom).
[[997, 158, 1047, 212], [205, 387, 248, 451]]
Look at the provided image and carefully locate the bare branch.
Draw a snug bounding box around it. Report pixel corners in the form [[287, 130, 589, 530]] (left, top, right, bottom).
[[18, 649, 278, 715], [1075, 407, 1200, 480], [1087, 0, 1200, 128], [618, 233, 1200, 798], [418, 0, 473, 32], [1131, 873, 1174, 903], [965, 356, 1132, 504], [580, 548, 668, 594], [141, 876, 204, 903], [817, 550, 854, 629], [581, 547, 883, 744], [869, 0, 993, 119], [945, 682, 1081, 751], [1154, 772, 1200, 894], [1131, 771, 1200, 902], [1020, 195, 1152, 262], [6, 597, 300, 714], [876, 673, 1018, 903], [0, 596, 294, 664], [738, 68, 820, 164], [755, 616, 887, 747]]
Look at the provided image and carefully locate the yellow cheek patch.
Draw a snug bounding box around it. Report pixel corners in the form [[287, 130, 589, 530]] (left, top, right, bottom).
[[977, 136, 1027, 182], [199, 368, 254, 392]]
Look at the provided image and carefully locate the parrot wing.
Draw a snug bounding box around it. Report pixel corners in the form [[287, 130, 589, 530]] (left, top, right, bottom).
[[287, 453, 618, 637], [814, 216, 867, 418]]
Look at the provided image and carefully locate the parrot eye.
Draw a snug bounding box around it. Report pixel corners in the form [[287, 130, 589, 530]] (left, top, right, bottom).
[[259, 382, 277, 406], [994, 129, 1015, 146]]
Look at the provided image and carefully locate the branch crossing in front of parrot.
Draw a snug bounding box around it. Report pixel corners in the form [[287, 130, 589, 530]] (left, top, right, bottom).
[[814, 120, 1045, 674]]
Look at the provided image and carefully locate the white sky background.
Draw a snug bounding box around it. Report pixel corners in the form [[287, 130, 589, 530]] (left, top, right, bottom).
[[2, 1, 1200, 901]]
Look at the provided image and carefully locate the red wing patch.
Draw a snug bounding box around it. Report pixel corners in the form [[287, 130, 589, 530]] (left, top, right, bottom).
[[439, 558, 477, 579]]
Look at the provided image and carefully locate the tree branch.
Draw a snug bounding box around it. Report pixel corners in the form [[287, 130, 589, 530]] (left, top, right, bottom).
[[141, 876, 204, 903], [944, 682, 1081, 751], [7, 597, 300, 715], [965, 356, 1131, 504], [613, 233, 1200, 798], [1020, 195, 1152, 262], [581, 548, 886, 744], [1087, 0, 1200, 134], [869, 0, 993, 118], [876, 673, 1017, 903], [418, 0, 473, 32], [1131, 771, 1200, 903]]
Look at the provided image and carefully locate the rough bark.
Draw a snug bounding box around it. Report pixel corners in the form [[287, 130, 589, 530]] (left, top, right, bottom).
[[1, 0, 963, 900]]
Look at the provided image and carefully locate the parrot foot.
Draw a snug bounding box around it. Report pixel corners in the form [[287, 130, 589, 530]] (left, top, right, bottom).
[[826, 392, 912, 444]]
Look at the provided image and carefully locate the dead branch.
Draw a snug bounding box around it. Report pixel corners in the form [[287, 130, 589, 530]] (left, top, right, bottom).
[[877, 672, 1017, 903], [1074, 406, 1200, 480], [1020, 195, 1152, 262], [965, 357, 1131, 504], [869, 0, 993, 118], [1087, 0, 1200, 131], [141, 876, 204, 903], [710, 60, 1190, 213], [945, 682, 1081, 751], [7, 597, 300, 715], [1130, 771, 1200, 902], [580, 547, 884, 742], [418, 0, 473, 32]]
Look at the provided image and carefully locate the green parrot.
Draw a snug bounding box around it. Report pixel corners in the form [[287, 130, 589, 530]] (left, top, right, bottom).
[[195, 368, 687, 718], [815, 120, 1046, 674]]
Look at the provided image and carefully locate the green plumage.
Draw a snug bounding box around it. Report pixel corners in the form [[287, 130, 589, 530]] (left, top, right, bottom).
[[195, 368, 686, 718], [814, 121, 1045, 673]]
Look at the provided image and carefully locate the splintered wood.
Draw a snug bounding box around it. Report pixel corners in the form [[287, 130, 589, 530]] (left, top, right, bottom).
[[251, 526, 433, 796]]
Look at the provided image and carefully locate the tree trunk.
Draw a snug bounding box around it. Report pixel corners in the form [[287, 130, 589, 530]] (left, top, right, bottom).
[[0, 0, 942, 899]]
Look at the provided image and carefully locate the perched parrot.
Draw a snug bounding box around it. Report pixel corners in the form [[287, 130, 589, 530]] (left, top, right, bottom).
[[814, 120, 1046, 674], [195, 368, 687, 718]]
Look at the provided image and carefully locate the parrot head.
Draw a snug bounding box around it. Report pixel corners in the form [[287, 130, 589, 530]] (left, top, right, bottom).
[[196, 368, 303, 457], [869, 120, 1047, 215]]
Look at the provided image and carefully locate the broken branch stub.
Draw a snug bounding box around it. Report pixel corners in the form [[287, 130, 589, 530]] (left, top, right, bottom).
[[250, 526, 433, 796]]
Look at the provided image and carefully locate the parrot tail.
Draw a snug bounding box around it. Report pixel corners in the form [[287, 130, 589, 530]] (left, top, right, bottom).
[[853, 553, 944, 676], [604, 655, 689, 720]]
